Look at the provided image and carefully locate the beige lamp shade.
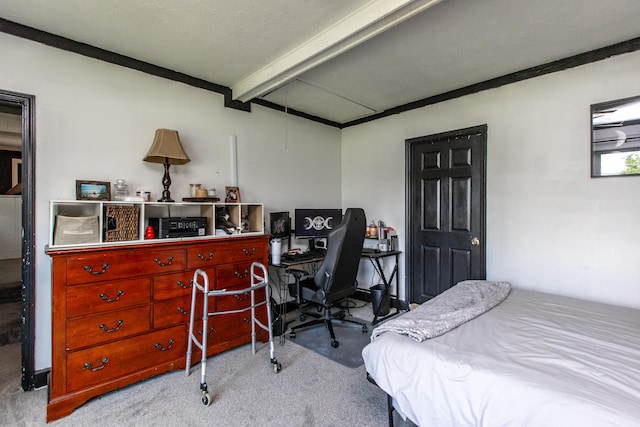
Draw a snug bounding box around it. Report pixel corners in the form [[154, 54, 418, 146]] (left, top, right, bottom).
[[143, 129, 190, 165]]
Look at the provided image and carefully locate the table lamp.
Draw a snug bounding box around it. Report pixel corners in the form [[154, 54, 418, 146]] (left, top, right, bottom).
[[143, 128, 190, 202]]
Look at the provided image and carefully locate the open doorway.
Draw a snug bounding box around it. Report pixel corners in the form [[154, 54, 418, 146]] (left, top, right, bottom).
[[0, 103, 23, 346], [0, 89, 36, 391]]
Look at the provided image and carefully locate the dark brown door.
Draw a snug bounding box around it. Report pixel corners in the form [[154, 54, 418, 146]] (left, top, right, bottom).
[[407, 125, 486, 303]]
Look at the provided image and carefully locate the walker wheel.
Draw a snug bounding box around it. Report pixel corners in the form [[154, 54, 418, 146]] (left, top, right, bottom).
[[362, 325, 368, 333], [201, 391, 212, 407], [273, 362, 282, 373], [331, 340, 339, 348]]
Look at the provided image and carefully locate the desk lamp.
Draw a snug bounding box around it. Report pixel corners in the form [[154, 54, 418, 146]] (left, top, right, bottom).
[[143, 128, 190, 202]]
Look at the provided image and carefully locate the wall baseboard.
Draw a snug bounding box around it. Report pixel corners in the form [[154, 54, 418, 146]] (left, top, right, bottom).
[[33, 369, 49, 390]]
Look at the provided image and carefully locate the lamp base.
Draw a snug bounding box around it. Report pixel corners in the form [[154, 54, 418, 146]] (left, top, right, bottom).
[[159, 158, 174, 203]]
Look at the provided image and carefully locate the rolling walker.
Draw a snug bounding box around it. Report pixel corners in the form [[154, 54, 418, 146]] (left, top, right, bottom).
[[185, 262, 282, 406]]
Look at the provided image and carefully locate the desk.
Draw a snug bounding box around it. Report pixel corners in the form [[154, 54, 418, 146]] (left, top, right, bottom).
[[276, 255, 325, 267], [269, 256, 324, 345], [270, 249, 403, 332]]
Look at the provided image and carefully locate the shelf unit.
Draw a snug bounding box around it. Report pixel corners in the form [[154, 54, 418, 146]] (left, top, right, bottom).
[[49, 200, 264, 249]]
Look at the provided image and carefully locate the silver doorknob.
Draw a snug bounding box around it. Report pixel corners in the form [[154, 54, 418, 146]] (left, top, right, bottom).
[[471, 237, 480, 246]]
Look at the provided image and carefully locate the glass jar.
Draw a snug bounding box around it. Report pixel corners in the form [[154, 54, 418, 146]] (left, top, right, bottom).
[[189, 183, 201, 198]]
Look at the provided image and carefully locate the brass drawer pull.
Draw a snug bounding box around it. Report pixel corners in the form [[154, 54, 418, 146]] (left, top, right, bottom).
[[99, 320, 123, 333], [197, 327, 215, 337], [197, 252, 214, 261], [154, 339, 175, 351], [84, 263, 110, 275], [99, 290, 124, 303], [84, 357, 109, 372], [242, 247, 257, 256], [235, 292, 249, 301], [177, 279, 193, 289], [154, 256, 174, 267], [234, 269, 249, 279], [177, 307, 190, 315]]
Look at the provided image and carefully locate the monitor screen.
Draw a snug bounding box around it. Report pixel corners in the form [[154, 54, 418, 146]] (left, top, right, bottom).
[[294, 209, 342, 239], [269, 211, 290, 239]]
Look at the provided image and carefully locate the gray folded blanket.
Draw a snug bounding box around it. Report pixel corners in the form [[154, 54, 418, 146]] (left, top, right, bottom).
[[370, 280, 511, 342]]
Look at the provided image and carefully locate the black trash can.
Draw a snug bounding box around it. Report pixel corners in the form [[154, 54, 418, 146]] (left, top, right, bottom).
[[370, 284, 391, 317]]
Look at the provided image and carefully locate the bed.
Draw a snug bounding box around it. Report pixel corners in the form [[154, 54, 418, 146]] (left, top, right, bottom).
[[362, 281, 640, 427]]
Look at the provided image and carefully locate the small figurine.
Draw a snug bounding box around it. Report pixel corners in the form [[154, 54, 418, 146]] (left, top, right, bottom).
[[241, 215, 250, 233], [215, 208, 236, 234]]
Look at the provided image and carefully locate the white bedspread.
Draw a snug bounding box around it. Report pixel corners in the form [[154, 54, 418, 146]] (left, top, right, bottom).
[[362, 289, 640, 427], [370, 280, 511, 342]]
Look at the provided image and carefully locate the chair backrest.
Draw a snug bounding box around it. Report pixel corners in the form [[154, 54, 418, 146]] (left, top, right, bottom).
[[313, 208, 366, 302]]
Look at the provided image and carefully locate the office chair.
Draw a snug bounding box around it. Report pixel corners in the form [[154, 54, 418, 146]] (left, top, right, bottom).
[[288, 208, 368, 348]]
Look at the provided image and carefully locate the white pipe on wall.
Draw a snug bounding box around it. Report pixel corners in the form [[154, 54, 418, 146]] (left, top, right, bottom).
[[230, 134, 238, 187]]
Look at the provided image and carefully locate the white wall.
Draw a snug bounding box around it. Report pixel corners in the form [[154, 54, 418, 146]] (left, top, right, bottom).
[[4, 29, 640, 370], [343, 50, 640, 309], [0, 32, 342, 370]]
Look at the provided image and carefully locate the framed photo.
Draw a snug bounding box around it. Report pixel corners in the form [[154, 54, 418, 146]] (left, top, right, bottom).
[[76, 180, 111, 201], [225, 186, 241, 203], [11, 158, 22, 187]]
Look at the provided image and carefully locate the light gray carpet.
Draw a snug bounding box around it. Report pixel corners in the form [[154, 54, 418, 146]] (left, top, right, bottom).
[[0, 325, 415, 426]]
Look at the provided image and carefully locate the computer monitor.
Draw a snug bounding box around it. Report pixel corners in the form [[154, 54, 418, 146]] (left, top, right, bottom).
[[294, 208, 342, 251], [269, 211, 291, 239]]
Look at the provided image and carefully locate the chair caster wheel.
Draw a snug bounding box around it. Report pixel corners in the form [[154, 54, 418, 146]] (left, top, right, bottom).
[[338, 312, 346, 319], [300, 314, 306, 321], [273, 362, 282, 373], [362, 325, 368, 333], [201, 391, 212, 406], [290, 331, 296, 339], [331, 340, 339, 348]]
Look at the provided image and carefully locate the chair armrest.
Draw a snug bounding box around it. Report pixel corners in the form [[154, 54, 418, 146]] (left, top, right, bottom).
[[285, 268, 307, 302], [285, 268, 307, 279]]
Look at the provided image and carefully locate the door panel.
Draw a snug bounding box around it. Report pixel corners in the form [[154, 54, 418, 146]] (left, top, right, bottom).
[[407, 125, 486, 303]]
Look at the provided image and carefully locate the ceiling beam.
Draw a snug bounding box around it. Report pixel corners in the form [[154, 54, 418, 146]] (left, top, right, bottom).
[[231, 0, 444, 103]]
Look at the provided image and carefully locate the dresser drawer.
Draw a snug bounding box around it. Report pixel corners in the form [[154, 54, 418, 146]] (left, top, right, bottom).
[[66, 249, 186, 285], [66, 306, 151, 350], [66, 326, 184, 393], [66, 278, 151, 317], [212, 282, 267, 313], [153, 295, 192, 328], [153, 268, 214, 301], [153, 271, 194, 301], [187, 239, 265, 269], [216, 262, 255, 289], [206, 311, 264, 343]]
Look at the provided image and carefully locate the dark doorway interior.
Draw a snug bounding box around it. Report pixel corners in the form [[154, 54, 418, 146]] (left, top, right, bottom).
[[0, 258, 22, 344]]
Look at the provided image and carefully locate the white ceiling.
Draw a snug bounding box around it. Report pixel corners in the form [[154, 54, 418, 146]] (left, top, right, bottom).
[[2, 0, 640, 125]]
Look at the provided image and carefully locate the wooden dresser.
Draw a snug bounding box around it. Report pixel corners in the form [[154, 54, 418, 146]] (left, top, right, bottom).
[[46, 235, 269, 422]]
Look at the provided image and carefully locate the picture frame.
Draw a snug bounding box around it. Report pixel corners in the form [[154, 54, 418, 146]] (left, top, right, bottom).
[[11, 158, 22, 187], [76, 180, 111, 201], [225, 186, 241, 203]]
